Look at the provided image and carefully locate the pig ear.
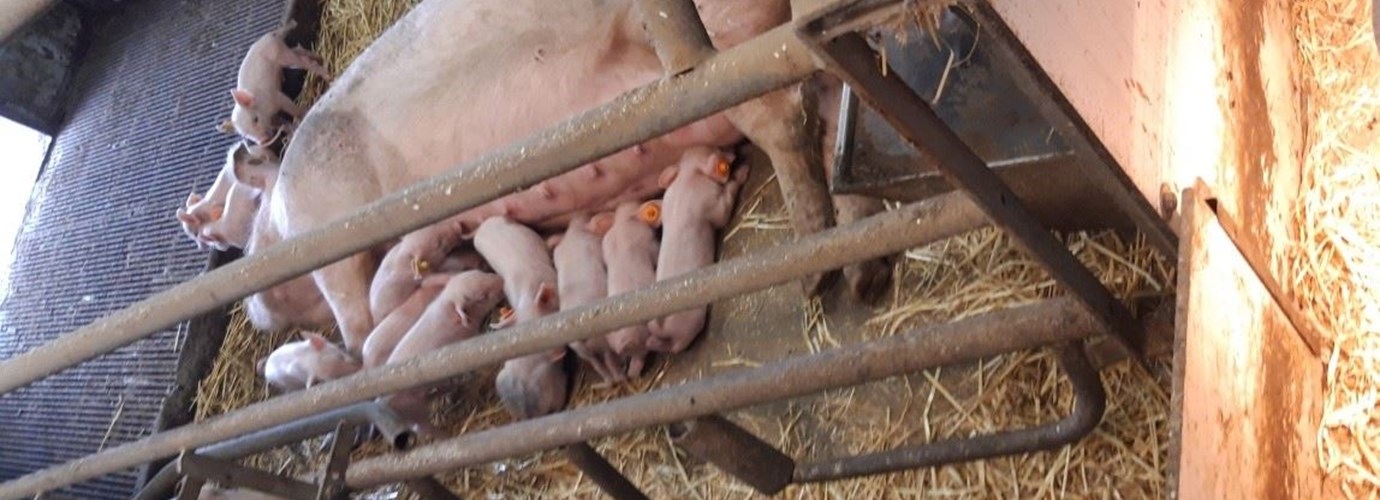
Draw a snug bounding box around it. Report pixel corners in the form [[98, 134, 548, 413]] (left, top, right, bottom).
[[588, 213, 613, 235], [534, 283, 556, 309], [547, 347, 568, 363], [230, 89, 255, 107], [639, 200, 662, 228], [303, 332, 328, 350], [231, 144, 271, 190], [657, 166, 679, 189], [185, 192, 202, 207], [546, 234, 563, 250], [176, 209, 197, 225], [707, 155, 733, 182]]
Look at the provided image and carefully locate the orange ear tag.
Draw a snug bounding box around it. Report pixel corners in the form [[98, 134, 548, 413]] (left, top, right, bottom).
[[714, 159, 732, 179], [639, 202, 661, 225]]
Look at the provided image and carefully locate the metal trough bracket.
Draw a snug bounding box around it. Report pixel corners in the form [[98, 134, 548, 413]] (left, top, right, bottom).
[[798, 0, 1147, 362]]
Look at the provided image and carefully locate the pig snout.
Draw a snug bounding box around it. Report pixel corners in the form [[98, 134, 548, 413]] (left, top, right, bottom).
[[495, 349, 570, 420]]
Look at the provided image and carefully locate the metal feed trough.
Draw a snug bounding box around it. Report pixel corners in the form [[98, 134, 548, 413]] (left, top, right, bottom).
[[0, 0, 1177, 498]]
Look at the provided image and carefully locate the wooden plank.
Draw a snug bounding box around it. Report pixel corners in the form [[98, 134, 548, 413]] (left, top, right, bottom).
[[1169, 190, 1323, 499]]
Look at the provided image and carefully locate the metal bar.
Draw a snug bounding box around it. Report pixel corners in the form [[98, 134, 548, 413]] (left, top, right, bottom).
[[564, 443, 649, 500], [175, 476, 204, 500], [315, 423, 354, 500], [402, 477, 462, 500], [344, 297, 1105, 488], [0, 21, 819, 400], [362, 404, 416, 451], [957, 1, 1178, 257], [0, 192, 987, 499], [177, 453, 318, 500], [795, 23, 1145, 360], [793, 341, 1105, 482], [634, 0, 715, 74], [668, 415, 794, 494], [134, 402, 386, 500]]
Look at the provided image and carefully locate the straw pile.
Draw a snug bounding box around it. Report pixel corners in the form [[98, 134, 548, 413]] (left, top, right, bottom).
[[1289, 0, 1380, 495], [192, 0, 1175, 497]]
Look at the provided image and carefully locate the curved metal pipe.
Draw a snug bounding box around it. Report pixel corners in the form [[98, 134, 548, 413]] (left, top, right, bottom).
[[342, 297, 1104, 489], [791, 341, 1105, 482]]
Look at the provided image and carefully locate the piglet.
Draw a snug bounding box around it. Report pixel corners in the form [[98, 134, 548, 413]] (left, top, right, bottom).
[[646, 147, 746, 353], [198, 144, 280, 251], [599, 201, 661, 378], [380, 270, 506, 431], [361, 273, 450, 369], [553, 213, 628, 384], [228, 20, 331, 145], [175, 143, 251, 249], [472, 216, 570, 419], [257, 332, 361, 392]]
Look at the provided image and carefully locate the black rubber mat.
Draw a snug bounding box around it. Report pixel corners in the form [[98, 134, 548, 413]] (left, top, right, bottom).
[[0, 0, 285, 497]]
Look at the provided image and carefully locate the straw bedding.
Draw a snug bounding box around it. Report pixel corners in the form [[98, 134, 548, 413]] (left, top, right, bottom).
[[1288, 0, 1380, 495], [193, 0, 1176, 497]]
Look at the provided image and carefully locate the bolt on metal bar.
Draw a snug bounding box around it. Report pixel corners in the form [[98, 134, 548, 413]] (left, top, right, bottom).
[[793, 341, 1105, 482], [343, 297, 1105, 489], [634, 0, 716, 74], [795, 18, 1145, 360], [0, 192, 987, 499], [0, 22, 818, 399], [564, 443, 649, 500], [669, 415, 795, 494]]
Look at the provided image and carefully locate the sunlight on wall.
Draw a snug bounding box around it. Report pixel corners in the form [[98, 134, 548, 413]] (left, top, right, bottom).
[[0, 117, 49, 299]]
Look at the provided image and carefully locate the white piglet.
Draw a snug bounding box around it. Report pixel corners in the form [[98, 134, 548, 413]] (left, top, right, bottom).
[[227, 21, 331, 145]]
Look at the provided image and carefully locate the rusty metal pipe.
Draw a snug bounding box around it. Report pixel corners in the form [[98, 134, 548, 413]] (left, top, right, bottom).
[[0, 191, 985, 499], [668, 415, 795, 494], [634, 0, 716, 74], [134, 402, 386, 500], [343, 297, 1105, 489], [0, 22, 818, 400], [564, 443, 649, 500], [792, 341, 1105, 482]]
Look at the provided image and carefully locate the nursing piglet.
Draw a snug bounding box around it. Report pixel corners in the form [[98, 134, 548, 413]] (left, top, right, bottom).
[[257, 332, 361, 392], [361, 273, 451, 369], [176, 142, 256, 250], [599, 201, 661, 378], [646, 147, 746, 353], [553, 213, 629, 384], [228, 21, 331, 145], [472, 217, 570, 420], [380, 270, 506, 428]]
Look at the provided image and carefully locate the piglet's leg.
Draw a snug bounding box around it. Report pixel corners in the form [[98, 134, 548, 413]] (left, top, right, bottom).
[[278, 46, 332, 80]]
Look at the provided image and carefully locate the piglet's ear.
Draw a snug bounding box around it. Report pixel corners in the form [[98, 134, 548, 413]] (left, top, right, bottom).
[[546, 234, 563, 250], [230, 89, 255, 107], [547, 347, 568, 363], [657, 166, 679, 189], [588, 213, 613, 235], [535, 283, 557, 309], [303, 332, 328, 350]]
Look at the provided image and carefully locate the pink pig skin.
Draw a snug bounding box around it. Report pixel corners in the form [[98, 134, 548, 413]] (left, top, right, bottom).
[[553, 213, 627, 384], [379, 270, 506, 430], [599, 202, 659, 378], [472, 217, 570, 419], [229, 21, 331, 146], [176, 143, 268, 250], [646, 147, 747, 353], [361, 274, 450, 369], [370, 240, 486, 322], [257, 332, 361, 392]]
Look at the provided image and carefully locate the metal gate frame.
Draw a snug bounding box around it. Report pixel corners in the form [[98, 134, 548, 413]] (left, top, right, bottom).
[[0, 0, 1175, 497]]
